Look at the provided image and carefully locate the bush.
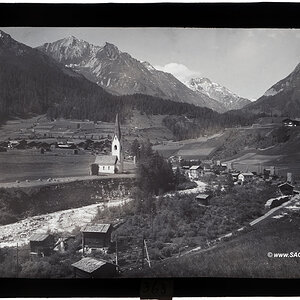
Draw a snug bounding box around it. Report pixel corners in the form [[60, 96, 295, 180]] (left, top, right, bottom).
[[177, 181, 197, 190]]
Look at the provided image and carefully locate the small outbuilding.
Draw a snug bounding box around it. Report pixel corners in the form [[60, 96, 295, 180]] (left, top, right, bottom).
[[238, 172, 254, 184], [278, 182, 295, 195], [81, 224, 113, 249], [195, 193, 211, 206], [72, 257, 118, 278], [188, 165, 203, 179], [29, 232, 54, 256]]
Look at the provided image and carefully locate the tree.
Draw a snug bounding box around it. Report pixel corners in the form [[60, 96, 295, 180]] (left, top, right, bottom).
[[130, 139, 140, 159], [136, 142, 175, 196]]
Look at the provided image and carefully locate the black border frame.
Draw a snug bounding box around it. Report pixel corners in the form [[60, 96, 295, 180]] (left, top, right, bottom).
[[0, 2, 300, 28]]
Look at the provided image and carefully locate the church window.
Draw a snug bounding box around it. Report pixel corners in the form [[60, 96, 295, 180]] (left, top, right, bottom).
[[108, 166, 110, 170], [114, 145, 117, 150], [103, 166, 105, 170]]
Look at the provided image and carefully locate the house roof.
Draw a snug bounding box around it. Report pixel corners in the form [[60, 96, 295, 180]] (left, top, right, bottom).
[[82, 224, 112, 233], [94, 155, 117, 165], [72, 257, 107, 273], [278, 182, 295, 188], [190, 165, 202, 170], [182, 165, 190, 169], [29, 232, 50, 242], [196, 194, 210, 200], [239, 172, 254, 176]]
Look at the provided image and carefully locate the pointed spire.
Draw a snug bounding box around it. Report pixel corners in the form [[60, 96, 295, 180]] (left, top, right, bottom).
[[114, 114, 121, 140]]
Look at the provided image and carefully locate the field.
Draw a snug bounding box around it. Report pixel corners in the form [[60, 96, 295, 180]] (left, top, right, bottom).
[[222, 128, 300, 179], [0, 150, 95, 183], [153, 133, 225, 159]]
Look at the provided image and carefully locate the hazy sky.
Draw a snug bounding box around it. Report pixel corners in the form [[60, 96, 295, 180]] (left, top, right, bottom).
[[2, 27, 300, 100]]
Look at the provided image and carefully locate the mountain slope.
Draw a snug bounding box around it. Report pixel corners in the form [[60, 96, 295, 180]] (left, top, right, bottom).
[[0, 30, 256, 142], [186, 77, 251, 111], [37, 36, 226, 112], [245, 63, 300, 117], [0, 30, 120, 121]]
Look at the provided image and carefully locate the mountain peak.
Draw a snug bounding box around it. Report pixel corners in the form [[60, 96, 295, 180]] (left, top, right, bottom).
[[104, 42, 120, 51], [186, 76, 250, 110], [61, 35, 83, 46]]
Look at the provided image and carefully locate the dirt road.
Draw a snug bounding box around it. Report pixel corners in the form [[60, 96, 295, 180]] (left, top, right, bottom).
[[0, 173, 135, 189]]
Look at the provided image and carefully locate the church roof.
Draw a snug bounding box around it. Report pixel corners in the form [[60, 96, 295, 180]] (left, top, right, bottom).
[[114, 114, 121, 140], [94, 155, 117, 165]]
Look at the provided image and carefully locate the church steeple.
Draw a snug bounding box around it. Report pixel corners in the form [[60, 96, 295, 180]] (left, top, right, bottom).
[[114, 113, 121, 141], [111, 113, 123, 173]]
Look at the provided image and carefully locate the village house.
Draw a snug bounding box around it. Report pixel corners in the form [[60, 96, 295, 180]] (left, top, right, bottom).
[[264, 195, 290, 210], [188, 165, 203, 179], [7, 140, 20, 149], [264, 166, 276, 178], [195, 193, 211, 206], [181, 165, 190, 176], [231, 172, 240, 182], [282, 118, 300, 127], [29, 232, 54, 256], [202, 162, 212, 173], [278, 182, 295, 195], [81, 224, 113, 250], [72, 257, 118, 278], [238, 172, 254, 184]]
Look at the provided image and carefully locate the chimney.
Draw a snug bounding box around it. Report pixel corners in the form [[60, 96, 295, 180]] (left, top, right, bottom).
[[287, 172, 293, 184]]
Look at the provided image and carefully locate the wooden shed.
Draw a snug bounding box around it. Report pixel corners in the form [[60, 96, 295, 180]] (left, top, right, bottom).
[[278, 182, 295, 195], [72, 257, 118, 278], [195, 193, 211, 206], [81, 224, 113, 249], [29, 232, 54, 256]]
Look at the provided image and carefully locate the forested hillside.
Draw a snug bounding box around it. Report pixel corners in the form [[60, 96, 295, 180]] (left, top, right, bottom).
[[0, 29, 258, 140]]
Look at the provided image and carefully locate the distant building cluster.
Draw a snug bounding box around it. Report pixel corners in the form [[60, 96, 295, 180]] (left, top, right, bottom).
[[169, 154, 299, 208], [282, 118, 300, 127]]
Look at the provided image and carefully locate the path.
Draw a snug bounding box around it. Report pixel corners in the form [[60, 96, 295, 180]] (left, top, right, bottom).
[[0, 173, 135, 189], [249, 195, 299, 226], [179, 194, 300, 257]]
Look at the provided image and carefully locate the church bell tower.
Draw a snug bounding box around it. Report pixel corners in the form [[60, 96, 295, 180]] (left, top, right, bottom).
[[111, 114, 123, 173]]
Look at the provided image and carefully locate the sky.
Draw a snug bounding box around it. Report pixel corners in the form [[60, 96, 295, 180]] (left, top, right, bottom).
[[2, 27, 300, 100]]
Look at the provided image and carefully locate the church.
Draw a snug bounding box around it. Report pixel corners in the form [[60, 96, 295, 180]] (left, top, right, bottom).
[[90, 114, 123, 175]]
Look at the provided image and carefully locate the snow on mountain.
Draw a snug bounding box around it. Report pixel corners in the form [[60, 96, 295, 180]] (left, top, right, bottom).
[[37, 37, 226, 112], [142, 61, 156, 72], [263, 87, 283, 97], [186, 77, 251, 111]]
